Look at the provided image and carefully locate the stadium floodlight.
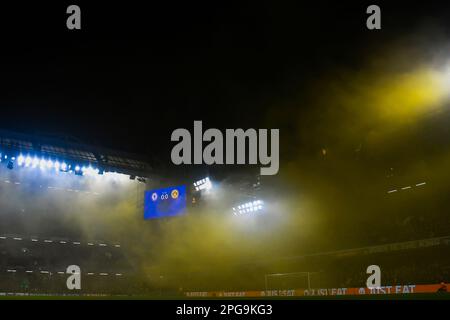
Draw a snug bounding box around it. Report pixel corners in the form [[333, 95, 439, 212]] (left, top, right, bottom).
[[193, 177, 212, 192], [39, 159, 47, 169], [25, 156, 32, 167], [32, 157, 39, 168], [46, 160, 53, 169], [17, 155, 25, 166], [233, 200, 264, 215], [54, 161, 60, 171], [60, 162, 69, 172], [74, 165, 83, 176]]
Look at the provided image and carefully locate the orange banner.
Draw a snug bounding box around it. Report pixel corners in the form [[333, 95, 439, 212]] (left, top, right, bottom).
[[185, 283, 449, 297]]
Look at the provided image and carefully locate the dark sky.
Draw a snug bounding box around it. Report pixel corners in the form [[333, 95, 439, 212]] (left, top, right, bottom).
[[0, 1, 449, 162]]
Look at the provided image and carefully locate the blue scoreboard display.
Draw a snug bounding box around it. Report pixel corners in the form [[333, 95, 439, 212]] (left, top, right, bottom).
[[144, 185, 187, 219]]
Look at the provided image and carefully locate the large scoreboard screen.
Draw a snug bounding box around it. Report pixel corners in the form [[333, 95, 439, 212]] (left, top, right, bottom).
[[144, 185, 187, 219]]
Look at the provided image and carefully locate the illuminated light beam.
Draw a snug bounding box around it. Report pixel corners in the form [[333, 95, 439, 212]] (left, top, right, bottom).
[[388, 181, 427, 194], [72, 242, 81, 245], [416, 182, 426, 187]]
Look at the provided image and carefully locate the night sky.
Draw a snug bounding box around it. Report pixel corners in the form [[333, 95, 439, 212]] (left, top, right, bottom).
[[0, 1, 449, 165]]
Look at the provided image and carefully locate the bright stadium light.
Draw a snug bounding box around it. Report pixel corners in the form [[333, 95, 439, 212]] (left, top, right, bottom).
[[233, 200, 264, 215], [60, 162, 68, 172], [193, 177, 212, 192], [32, 157, 39, 168], [25, 156, 32, 167], [39, 159, 46, 169], [1, 150, 138, 180], [17, 155, 25, 166], [74, 165, 83, 176]]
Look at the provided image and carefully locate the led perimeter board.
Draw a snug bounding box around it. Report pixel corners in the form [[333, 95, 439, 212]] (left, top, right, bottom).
[[144, 185, 187, 219]]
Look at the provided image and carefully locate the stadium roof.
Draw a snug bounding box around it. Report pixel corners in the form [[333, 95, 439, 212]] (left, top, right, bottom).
[[0, 129, 151, 177]]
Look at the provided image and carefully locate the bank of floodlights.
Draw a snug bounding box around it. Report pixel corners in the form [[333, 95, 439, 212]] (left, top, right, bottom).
[[0, 150, 147, 183], [193, 177, 212, 192], [2, 152, 103, 178], [232, 200, 264, 215]]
